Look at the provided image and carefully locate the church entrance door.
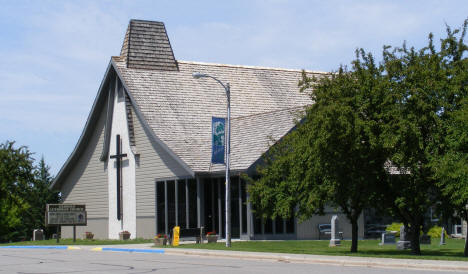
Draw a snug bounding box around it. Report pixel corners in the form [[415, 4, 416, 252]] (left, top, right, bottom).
[[203, 176, 246, 239]]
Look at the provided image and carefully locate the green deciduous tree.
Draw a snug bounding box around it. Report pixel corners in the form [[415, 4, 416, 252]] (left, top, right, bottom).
[[248, 50, 391, 253], [0, 142, 60, 242], [0, 141, 35, 241], [381, 20, 468, 255], [430, 21, 468, 255], [248, 19, 468, 256], [434, 98, 468, 255], [433, 23, 468, 257]]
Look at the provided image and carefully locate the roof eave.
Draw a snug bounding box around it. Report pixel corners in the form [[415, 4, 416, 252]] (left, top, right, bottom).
[[243, 118, 304, 178], [194, 168, 247, 177]]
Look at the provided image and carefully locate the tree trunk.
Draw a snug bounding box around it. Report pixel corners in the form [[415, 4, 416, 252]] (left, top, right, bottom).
[[464, 212, 468, 257], [410, 223, 421, 255], [350, 217, 358, 253], [464, 235, 468, 257]]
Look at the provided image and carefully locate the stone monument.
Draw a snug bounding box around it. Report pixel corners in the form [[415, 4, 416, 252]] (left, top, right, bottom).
[[396, 225, 411, 250], [329, 215, 341, 247], [33, 229, 44, 241], [440, 227, 446, 245], [379, 232, 396, 245]]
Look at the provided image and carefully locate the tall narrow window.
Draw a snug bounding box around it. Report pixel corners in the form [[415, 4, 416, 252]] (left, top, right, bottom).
[[203, 178, 213, 231], [254, 215, 262, 234], [231, 176, 240, 238], [188, 179, 197, 228], [241, 179, 247, 234], [264, 218, 273, 234], [167, 180, 176, 231], [156, 181, 165, 234], [275, 218, 284, 234], [177, 180, 186, 228], [286, 216, 295, 234]]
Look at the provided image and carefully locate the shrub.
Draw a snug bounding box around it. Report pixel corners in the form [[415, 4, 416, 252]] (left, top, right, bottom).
[[427, 226, 448, 238], [385, 223, 403, 237], [385, 222, 448, 238]]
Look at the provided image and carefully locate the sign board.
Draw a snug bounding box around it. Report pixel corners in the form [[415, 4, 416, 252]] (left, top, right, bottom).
[[172, 226, 180, 246], [45, 204, 87, 226]]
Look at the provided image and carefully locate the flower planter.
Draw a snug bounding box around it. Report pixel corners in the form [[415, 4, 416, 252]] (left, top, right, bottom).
[[154, 238, 167, 246], [84, 232, 94, 240], [207, 235, 218, 243], [119, 231, 131, 240]]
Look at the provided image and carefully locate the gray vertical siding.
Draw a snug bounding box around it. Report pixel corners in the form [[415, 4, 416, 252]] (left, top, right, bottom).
[[136, 217, 156, 238], [62, 218, 108, 239], [133, 105, 190, 222], [60, 100, 108, 219]]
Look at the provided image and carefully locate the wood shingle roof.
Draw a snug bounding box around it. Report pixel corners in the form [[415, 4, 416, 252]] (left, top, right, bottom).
[[120, 20, 178, 71], [52, 19, 329, 189], [113, 58, 326, 172]]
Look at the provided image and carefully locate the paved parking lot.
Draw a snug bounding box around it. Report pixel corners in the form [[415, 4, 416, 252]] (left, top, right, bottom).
[[0, 247, 459, 274]]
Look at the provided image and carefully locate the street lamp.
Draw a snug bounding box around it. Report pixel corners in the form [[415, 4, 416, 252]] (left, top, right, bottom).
[[192, 72, 232, 248]]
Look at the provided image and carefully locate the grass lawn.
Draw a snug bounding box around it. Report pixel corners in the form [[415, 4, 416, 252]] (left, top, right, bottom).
[[170, 238, 468, 261], [0, 238, 152, 246]]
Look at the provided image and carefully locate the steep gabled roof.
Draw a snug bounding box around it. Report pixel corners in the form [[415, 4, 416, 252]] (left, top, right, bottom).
[[52, 19, 329, 190], [112, 58, 325, 172], [230, 107, 304, 172]]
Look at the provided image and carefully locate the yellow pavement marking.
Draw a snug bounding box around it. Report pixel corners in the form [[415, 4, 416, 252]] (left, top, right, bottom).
[[91, 247, 103, 251], [67, 246, 81, 250]]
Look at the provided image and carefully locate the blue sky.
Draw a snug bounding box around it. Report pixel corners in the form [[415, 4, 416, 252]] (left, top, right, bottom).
[[0, 0, 467, 175]]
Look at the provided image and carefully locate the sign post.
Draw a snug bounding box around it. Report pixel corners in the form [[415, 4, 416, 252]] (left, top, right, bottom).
[[46, 204, 87, 242], [73, 225, 76, 242]]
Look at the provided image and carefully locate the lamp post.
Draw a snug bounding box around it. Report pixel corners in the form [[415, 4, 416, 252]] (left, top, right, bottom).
[[192, 72, 231, 247]]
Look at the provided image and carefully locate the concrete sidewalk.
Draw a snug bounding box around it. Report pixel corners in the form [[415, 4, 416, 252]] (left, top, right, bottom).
[[163, 248, 468, 272]]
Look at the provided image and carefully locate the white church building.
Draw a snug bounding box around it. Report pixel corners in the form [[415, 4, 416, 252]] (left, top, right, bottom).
[[52, 19, 364, 240]]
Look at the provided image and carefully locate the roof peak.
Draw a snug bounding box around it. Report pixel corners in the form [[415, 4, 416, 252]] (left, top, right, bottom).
[[177, 60, 328, 74], [120, 19, 178, 71]]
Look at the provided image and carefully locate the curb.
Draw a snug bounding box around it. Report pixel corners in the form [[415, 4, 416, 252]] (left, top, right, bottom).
[[164, 248, 468, 272], [92, 247, 164, 254], [0, 245, 163, 254], [0, 246, 79, 250]]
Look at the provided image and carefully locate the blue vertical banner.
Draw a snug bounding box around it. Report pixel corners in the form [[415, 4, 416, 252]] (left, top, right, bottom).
[[212, 117, 225, 164]]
